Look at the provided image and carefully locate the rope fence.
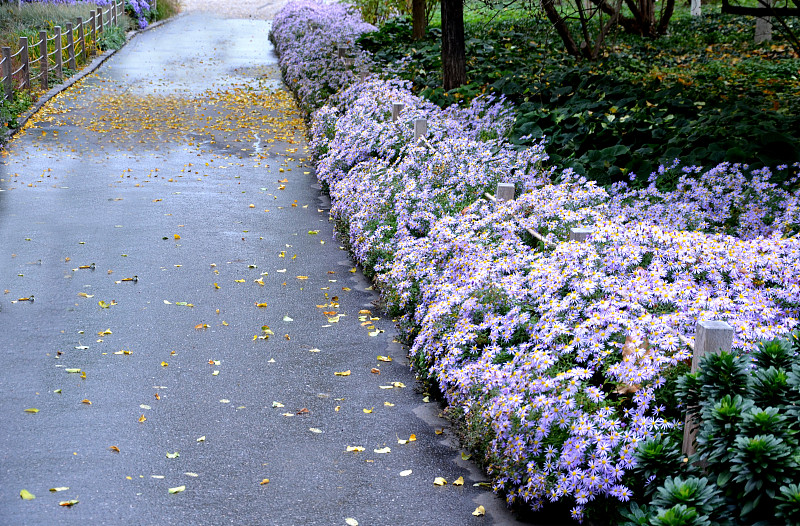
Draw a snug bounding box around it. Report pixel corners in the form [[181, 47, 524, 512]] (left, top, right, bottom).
[[1, 0, 126, 102]]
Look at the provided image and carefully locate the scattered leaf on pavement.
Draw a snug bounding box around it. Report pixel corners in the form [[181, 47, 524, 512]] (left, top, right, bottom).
[[19, 489, 35, 500]]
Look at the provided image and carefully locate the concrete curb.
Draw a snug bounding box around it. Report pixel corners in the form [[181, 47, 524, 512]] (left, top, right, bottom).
[[0, 12, 185, 147]]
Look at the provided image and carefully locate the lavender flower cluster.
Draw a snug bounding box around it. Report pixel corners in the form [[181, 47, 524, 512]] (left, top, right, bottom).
[[125, 0, 151, 29], [271, 1, 800, 520]]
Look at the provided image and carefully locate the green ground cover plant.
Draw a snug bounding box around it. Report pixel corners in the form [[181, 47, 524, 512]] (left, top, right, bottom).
[[623, 331, 800, 525], [358, 9, 800, 187]]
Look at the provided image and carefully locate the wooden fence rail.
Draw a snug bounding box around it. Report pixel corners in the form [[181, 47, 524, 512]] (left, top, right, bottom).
[[0, 0, 125, 103]]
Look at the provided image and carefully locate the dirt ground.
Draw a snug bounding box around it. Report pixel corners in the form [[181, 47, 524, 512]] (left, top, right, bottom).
[[179, 0, 292, 20]]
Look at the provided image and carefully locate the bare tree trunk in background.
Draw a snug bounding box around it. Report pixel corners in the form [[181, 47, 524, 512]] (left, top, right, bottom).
[[413, 0, 426, 40], [441, 0, 466, 90]]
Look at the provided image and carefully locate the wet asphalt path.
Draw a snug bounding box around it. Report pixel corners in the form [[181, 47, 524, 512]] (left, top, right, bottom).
[[0, 12, 529, 526]]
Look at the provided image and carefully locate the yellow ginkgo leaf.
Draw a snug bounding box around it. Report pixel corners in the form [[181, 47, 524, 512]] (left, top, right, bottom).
[[20, 489, 35, 500], [472, 505, 486, 516], [334, 370, 351, 376], [434, 477, 447, 486], [362, 408, 373, 414], [259, 478, 270, 485], [453, 476, 464, 486], [399, 470, 412, 477], [377, 355, 392, 362], [374, 447, 391, 454], [345, 446, 365, 452], [345, 519, 359, 526]]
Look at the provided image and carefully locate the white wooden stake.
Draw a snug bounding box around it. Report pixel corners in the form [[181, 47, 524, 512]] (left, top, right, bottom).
[[569, 227, 594, 242], [681, 320, 734, 457], [391, 102, 404, 122], [496, 183, 515, 202], [691, 0, 701, 16], [414, 119, 427, 141]]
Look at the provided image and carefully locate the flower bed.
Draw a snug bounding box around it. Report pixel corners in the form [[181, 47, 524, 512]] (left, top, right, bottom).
[[270, 2, 800, 521]]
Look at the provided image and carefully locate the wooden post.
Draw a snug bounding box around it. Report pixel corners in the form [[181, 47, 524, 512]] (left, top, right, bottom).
[[359, 71, 368, 82], [39, 30, 48, 90], [337, 45, 349, 59], [90, 11, 97, 55], [111, 1, 117, 26], [54, 26, 63, 80], [66, 23, 76, 70], [496, 183, 515, 202], [414, 119, 427, 141], [569, 227, 594, 242], [2, 47, 12, 101], [19, 36, 30, 89], [77, 18, 85, 61], [691, 0, 701, 16], [681, 320, 734, 457], [391, 102, 404, 122], [343, 57, 354, 68]]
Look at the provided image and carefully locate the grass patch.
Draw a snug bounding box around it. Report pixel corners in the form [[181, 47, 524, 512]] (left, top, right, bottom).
[[360, 8, 800, 187]]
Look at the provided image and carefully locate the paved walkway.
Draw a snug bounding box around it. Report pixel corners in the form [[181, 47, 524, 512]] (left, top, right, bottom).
[[0, 10, 528, 526]]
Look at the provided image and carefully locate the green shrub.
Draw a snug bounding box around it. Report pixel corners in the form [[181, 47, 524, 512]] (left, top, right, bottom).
[[622, 330, 800, 525]]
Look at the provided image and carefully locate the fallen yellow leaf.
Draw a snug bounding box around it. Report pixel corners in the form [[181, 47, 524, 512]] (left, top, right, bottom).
[[138, 414, 146, 423], [345, 446, 365, 452], [374, 447, 391, 454], [109, 446, 120, 453], [434, 477, 447, 486], [453, 476, 464, 486], [259, 478, 270, 485], [334, 370, 351, 376], [473, 505, 486, 516], [377, 355, 392, 362], [363, 408, 373, 414]]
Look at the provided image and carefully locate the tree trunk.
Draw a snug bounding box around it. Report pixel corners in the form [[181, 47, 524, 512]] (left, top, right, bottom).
[[441, 0, 466, 90], [542, 0, 582, 56], [413, 0, 426, 40]]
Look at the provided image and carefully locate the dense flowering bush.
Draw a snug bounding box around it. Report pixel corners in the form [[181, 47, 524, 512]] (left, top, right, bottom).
[[125, 0, 151, 29], [271, 1, 800, 521], [270, 0, 375, 114]]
